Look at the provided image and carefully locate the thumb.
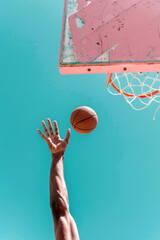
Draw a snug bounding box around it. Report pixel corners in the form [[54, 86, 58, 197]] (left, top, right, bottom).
[[65, 129, 71, 144]]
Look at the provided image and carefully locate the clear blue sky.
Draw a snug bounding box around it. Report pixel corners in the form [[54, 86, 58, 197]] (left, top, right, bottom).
[[1, 1, 160, 240]]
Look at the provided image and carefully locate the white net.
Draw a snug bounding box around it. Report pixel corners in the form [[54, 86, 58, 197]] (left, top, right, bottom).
[[107, 72, 160, 119]]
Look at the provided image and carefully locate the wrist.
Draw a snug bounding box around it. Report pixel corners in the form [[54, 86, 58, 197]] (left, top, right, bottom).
[[52, 152, 64, 161]]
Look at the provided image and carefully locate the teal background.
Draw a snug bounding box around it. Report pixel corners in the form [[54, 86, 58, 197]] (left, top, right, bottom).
[[1, 1, 160, 240]]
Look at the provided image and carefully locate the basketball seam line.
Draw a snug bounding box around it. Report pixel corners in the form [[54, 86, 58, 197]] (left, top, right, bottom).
[[72, 109, 82, 126], [74, 115, 97, 127], [74, 126, 96, 130]]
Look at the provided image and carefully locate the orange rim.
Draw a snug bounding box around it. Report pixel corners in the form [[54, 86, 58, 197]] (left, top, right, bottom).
[[107, 73, 159, 99]]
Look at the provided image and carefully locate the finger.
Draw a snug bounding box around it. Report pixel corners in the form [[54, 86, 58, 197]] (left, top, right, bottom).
[[37, 129, 49, 142], [65, 129, 70, 144], [54, 121, 59, 136], [47, 118, 54, 135], [41, 121, 49, 137]]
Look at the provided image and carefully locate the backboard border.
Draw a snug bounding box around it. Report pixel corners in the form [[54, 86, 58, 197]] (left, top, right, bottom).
[[59, 61, 160, 75]]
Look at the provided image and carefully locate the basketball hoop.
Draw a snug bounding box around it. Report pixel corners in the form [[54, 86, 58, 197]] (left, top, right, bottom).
[[107, 72, 160, 119]]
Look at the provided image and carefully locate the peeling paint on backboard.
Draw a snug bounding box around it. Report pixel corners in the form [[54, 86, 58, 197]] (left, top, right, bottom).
[[60, 0, 160, 66]]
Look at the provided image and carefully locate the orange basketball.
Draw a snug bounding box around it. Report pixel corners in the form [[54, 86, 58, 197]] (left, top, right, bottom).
[[70, 106, 98, 134]]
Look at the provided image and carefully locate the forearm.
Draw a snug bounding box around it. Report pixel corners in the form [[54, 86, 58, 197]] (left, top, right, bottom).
[[50, 153, 69, 214]]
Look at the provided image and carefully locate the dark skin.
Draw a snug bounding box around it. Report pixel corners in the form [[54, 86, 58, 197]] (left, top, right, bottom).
[[37, 119, 79, 240]]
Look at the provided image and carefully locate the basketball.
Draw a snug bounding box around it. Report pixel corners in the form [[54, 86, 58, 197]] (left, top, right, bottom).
[[70, 106, 98, 134]]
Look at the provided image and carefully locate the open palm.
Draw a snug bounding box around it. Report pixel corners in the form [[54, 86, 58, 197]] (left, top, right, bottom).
[[37, 118, 70, 155]]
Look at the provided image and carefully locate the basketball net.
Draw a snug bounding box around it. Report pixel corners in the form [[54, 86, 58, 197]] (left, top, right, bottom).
[[107, 72, 160, 120]]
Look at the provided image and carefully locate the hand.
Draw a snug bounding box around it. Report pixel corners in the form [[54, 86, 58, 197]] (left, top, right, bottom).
[[37, 118, 70, 157]]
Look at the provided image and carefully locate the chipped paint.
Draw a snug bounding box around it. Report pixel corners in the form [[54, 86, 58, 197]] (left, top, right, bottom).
[[95, 44, 119, 62], [61, 0, 77, 63], [75, 17, 85, 28], [76, 0, 91, 10]]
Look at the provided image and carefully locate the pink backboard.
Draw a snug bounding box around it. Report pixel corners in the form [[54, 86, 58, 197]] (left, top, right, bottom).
[[59, 0, 160, 75]]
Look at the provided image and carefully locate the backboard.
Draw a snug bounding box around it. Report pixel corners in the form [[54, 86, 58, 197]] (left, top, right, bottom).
[[59, 0, 160, 75]]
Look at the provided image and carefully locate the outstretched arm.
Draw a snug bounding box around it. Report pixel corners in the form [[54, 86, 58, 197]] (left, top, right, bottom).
[[37, 119, 79, 240]]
